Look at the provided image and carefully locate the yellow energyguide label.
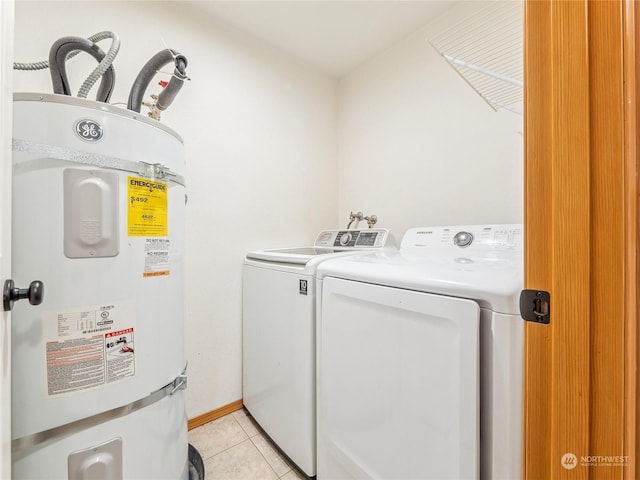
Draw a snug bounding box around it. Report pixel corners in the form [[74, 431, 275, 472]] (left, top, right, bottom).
[[127, 176, 168, 236]]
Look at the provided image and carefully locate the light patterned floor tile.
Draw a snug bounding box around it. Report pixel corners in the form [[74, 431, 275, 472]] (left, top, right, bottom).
[[250, 432, 292, 477], [188, 414, 248, 460], [204, 438, 279, 480], [232, 407, 260, 437], [280, 468, 308, 480]]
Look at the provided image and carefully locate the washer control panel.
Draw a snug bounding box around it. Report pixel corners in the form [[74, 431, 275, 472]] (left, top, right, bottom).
[[314, 229, 391, 249]]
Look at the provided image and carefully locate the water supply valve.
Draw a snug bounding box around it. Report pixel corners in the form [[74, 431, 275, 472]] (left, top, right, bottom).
[[364, 214, 378, 228], [347, 211, 364, 229], [142, 94, 162, 120]]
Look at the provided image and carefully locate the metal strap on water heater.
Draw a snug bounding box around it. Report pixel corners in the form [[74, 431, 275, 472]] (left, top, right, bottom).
[[12, 138, 186, 187], [11, 365, 188, 451]]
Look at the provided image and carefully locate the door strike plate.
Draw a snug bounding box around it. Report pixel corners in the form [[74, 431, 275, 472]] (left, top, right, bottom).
[[519, 289, 550, 324]]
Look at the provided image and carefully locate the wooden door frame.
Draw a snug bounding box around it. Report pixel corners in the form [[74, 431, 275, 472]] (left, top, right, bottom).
[[624, 2, 639, 477], [523, 0, 638, 478]]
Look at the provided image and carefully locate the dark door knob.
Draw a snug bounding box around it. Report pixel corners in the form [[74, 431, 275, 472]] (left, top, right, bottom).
[[3, 280, 44, 312]]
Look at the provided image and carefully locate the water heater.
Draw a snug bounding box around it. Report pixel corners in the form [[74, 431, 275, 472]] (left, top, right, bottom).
[[10, 93, 188, 479]]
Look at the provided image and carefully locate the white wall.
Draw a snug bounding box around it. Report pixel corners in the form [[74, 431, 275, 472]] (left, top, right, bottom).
[[337, 23, 523, 241], [13, 1, 338, 418], [12, 1, 523, 420]]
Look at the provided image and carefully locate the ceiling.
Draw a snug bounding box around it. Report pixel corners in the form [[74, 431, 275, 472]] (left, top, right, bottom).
[[189, 1, 455, 77]]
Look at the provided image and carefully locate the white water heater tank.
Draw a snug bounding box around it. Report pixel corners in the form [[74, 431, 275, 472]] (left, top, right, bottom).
[[11, 93, 188, 479]]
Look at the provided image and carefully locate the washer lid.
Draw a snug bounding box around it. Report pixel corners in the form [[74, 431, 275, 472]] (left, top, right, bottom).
[[245, 228, 394, 266], [246, 247, 341, 265]]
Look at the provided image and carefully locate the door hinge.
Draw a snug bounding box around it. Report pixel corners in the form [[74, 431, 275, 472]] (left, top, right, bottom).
[[519, 289, 550, 324]]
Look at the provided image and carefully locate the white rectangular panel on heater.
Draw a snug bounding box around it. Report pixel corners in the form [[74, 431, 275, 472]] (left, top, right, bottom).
[[67, 437, 122, 479], [317, 277, 480, 480], [63, 168, 119, 258]]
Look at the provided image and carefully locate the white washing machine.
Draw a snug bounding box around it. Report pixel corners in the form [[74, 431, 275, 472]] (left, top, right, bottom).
[[243, 229, 393, 477], [316, 224, 523, 480]]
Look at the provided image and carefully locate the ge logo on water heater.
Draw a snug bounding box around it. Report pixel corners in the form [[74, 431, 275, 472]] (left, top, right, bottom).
[[75, 119, 103, 142]]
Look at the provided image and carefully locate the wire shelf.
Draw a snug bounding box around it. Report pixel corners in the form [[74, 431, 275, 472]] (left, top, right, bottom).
[[427, 1, 523, 114]]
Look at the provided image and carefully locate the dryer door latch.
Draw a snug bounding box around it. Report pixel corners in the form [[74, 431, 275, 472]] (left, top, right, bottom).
[[519, 289, 550, 324]]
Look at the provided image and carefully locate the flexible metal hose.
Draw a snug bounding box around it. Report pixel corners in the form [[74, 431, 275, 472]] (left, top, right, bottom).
[[49, 36, 115, 103], [127, 49, 188, 113], [77, 31, 120, 99], [13, 60, 49, 71], [14, 31, 119, 103]]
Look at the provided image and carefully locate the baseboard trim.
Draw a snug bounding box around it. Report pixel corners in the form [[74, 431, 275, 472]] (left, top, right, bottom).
[[187, 399, 244, 431]]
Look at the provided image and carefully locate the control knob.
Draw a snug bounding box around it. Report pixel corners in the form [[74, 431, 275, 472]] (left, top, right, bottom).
[[339, 232, 353, 246], [453, 231, 474, 247]]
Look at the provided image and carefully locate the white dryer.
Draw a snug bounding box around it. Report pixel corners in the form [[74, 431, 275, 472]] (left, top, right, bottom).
[[316, 225, 523, 480], [243, 229, 393, 477]]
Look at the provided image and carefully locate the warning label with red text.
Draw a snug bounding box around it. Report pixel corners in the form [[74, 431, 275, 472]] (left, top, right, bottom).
[[43, 302, 136, 396], [105, 328, 135, 382], [47, 335, 105, 395]]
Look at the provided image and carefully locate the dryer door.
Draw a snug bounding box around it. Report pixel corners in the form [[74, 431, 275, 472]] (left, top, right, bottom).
[[317, 277, 480, 480]]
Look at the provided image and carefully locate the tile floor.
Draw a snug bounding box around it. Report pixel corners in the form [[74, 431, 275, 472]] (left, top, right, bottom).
[[188, 408, 308, 480]]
